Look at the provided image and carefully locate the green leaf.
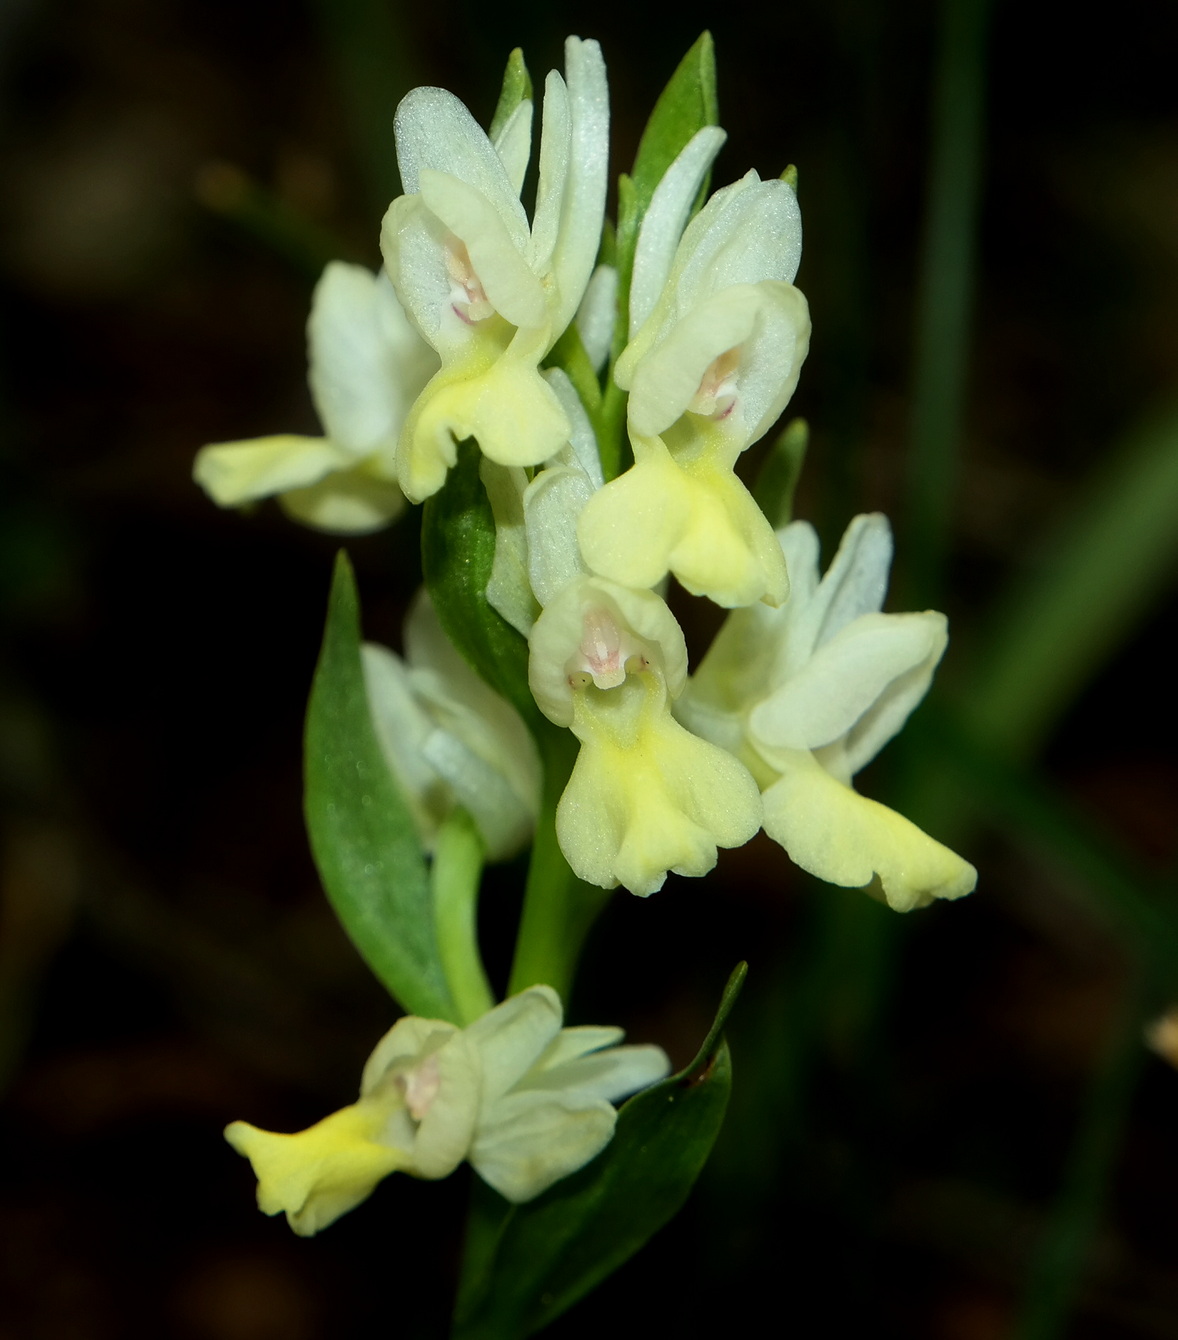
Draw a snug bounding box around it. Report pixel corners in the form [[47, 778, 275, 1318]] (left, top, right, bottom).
[[630, 32, 719, 217], [964, 403, 1178, 761], [421, 439, 540, 732], [489, 48, 532, 142], [304, 552, 456, 1020], [452, 964, 746, 1339]]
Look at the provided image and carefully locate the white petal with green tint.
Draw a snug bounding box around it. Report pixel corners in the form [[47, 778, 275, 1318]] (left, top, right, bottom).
[[419, 169, 548, 330], [307, 263, 435, 453], [539, 37, 609, 334], [279, 469, 406, 534], [464, 985, 564, 1104], [629, 125, 726, 335], [394, 86, 530, 244], [470, 1089, 617, 1202], [749, 611, 946, 752], [492, 97, 533, 196]]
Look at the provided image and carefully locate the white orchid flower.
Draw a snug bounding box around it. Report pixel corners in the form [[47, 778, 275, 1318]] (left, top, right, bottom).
[[224, 985, 670, 1234], [380, 37, 609, 502], [194, 262, 437, 533], [680, 513, 977, 911], [361, 591, 540, 862], [578, 132, 811, 608]]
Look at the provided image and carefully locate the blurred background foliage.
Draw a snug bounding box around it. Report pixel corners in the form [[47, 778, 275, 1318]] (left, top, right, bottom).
[[2, 0, 1178, 1336]]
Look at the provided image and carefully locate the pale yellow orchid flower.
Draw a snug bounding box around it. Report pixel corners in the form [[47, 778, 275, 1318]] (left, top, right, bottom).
[[681, 514, 976, 911], [380, 37, 608, 502], [578, 132, 810, 608], [529, 575, 762, 896], [225, 986, 669, 1234], [193, 262, 436, 533]]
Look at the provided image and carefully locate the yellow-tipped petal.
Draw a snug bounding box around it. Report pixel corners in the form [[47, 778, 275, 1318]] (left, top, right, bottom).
[[224, 1099, 408, 1237], [760, 748, 976, 911], [193, 435, 351, 507], [397, 340, 568, 502]]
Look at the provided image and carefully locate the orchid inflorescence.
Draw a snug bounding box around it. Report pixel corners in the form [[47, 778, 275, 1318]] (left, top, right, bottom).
[[197, 33, 975, 1285]]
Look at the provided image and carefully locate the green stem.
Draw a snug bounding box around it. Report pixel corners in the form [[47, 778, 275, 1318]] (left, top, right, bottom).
[[507, 728, 611, 1001], [902, 0, 990, 608], [432, 809, 495, 1024]]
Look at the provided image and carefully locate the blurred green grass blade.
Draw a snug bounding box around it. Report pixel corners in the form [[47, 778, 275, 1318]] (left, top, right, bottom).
[[965, 404, 1178, 761], [195, 162, 349, 282], [925, 709, 1178, 989], [308, 0, 416, 208], [452, 964, 744, 1339], [903, 0, 990, 608], [304, 552, 456, 1020], [1014, 985, 1146, 1340], [629, 31, 718, 217]]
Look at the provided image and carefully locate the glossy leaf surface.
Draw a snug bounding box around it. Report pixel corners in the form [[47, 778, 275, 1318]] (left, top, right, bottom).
[[452, 965, 746, 1338]]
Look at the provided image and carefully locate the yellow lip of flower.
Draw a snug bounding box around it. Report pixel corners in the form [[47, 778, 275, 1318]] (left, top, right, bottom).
[[680, 512, 977, 910], [527, 578, 760, 895], [225, 988, 671, 1232], [576, 429, 790, 609], [224, 1102, 411, 1239], [380, 37, 608, 501], [192, 262, 436, 534], [557, 669, 762, 897]]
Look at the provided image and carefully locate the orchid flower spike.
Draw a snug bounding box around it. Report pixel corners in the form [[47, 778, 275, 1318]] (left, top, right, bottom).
[[381, 37, 609, 502], [224, 985, 669, 1234], [362, 591, 541, 861], [579, 132, 811, 608], [194, 262, 437, 533], [487, 377, 761, 896], [680, 513, 977, 911]]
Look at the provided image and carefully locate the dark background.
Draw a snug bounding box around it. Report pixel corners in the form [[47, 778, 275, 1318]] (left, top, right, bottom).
[[2, 0, 1178, 1336]]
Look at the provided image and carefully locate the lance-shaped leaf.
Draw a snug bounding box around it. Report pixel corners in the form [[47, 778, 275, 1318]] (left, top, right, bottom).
[[451, 964, 745, 1339], [304, 552, 457, 1020], [630, 32, 719, 225], [421, 439, 541, 732]]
